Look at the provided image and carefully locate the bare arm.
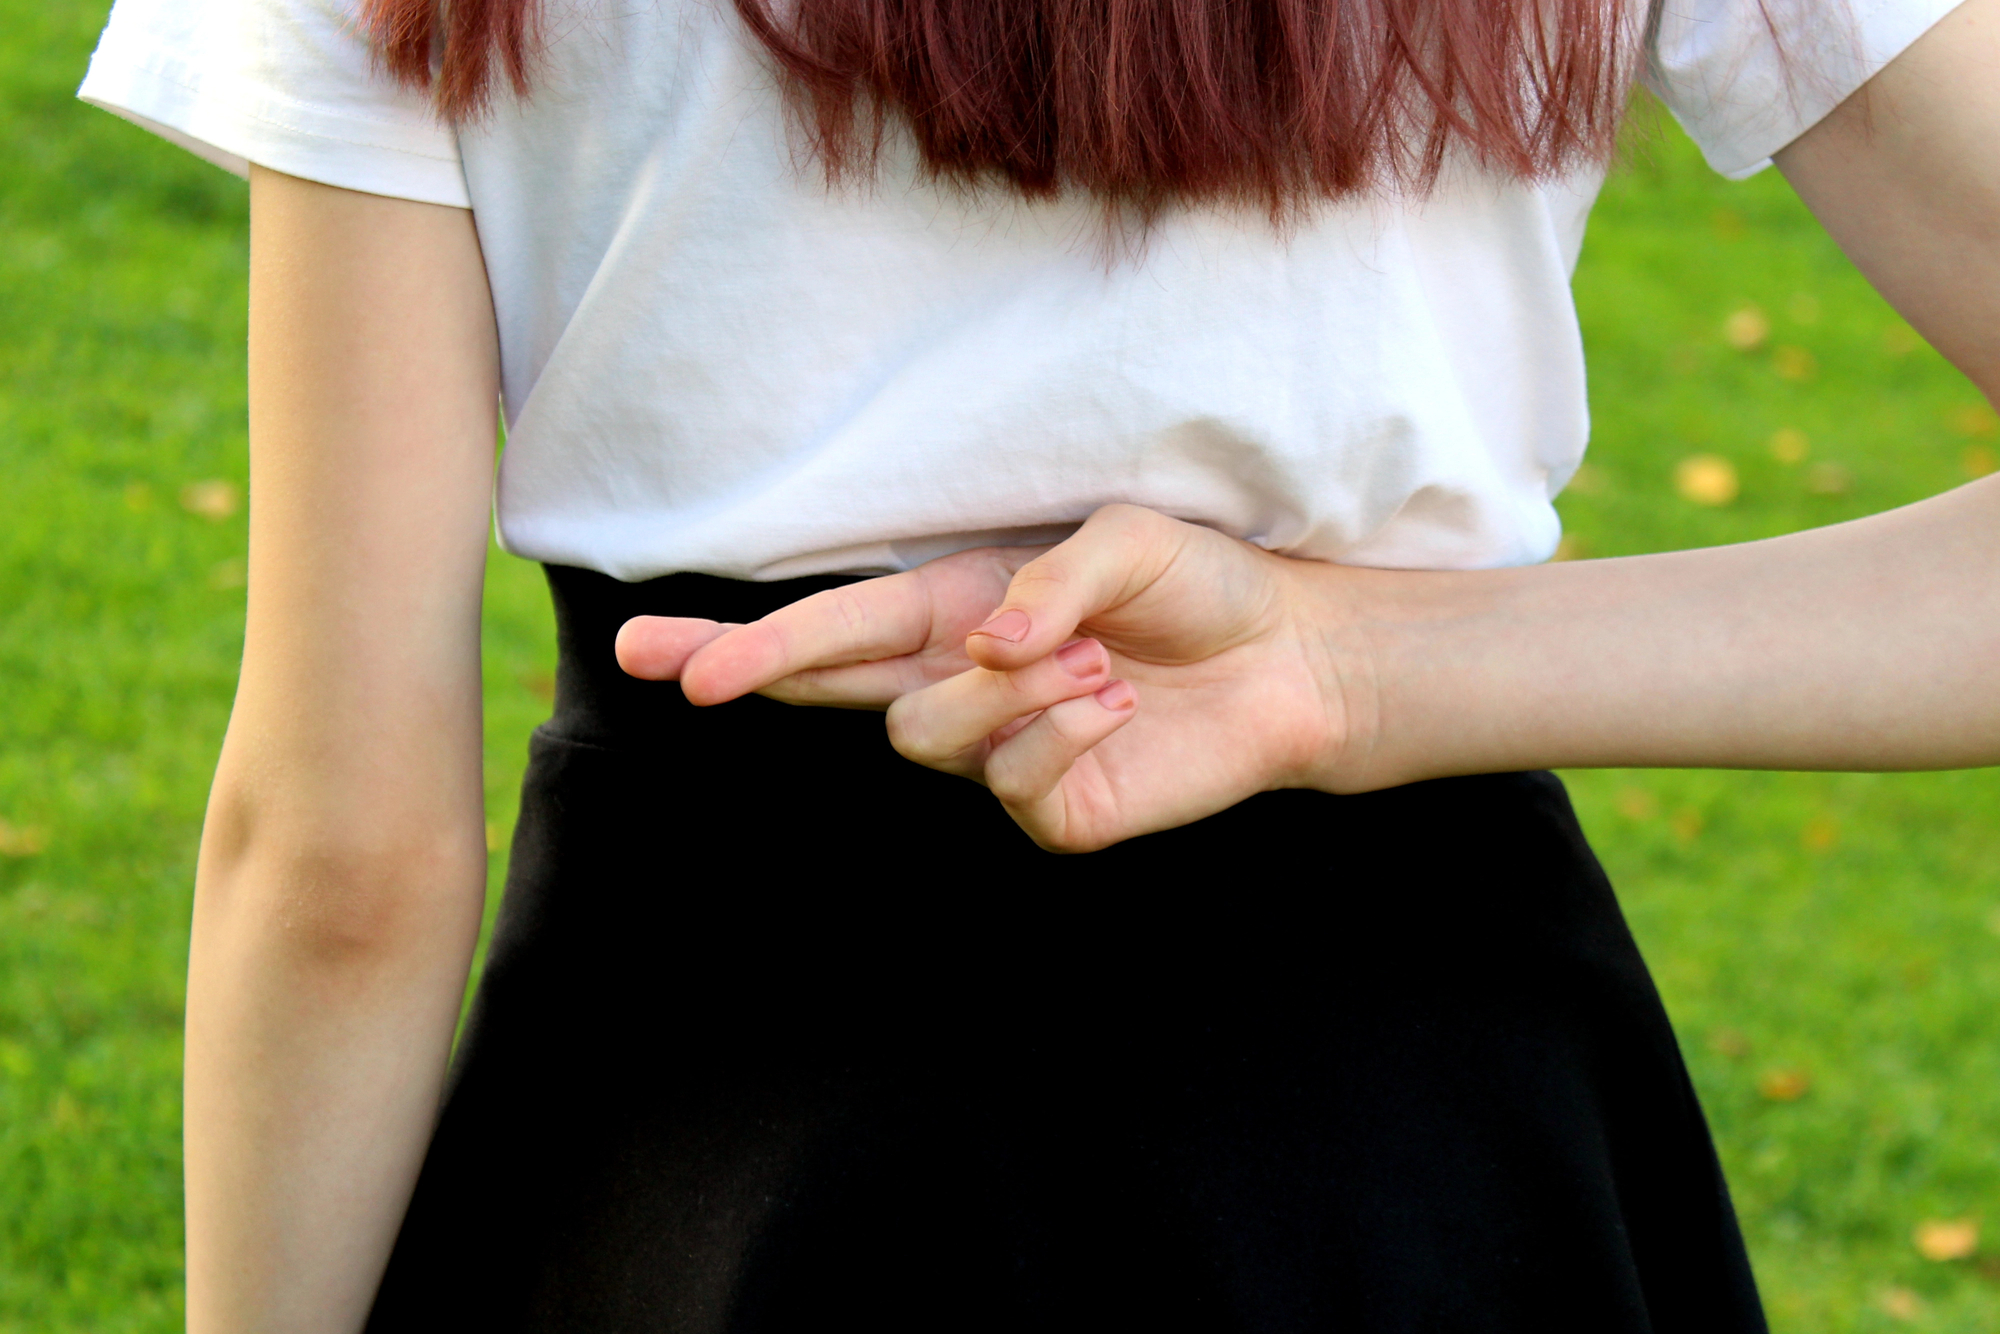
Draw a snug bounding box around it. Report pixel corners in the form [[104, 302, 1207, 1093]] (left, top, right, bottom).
[[186, 167, 497, 1331], [616, 0, 2000, 848], [1340, 0, 2000, 788], [1776, 0, 2000, 394]]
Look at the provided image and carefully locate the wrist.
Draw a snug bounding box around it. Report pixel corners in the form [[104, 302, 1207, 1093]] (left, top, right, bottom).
[[1290, 560, 1529, 794], [1280, 558, 1396, 795]]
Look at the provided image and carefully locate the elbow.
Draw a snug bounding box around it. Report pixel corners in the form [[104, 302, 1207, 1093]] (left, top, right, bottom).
[[197, 787, 486, 970], [258, 843, 483, 970]]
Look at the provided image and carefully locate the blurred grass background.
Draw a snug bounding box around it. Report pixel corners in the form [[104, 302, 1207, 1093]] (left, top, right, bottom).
[[1, 0, 1996, 1329]]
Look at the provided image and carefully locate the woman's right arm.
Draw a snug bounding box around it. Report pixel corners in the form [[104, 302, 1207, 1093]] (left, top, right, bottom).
[[623, 0, 2000, 852], [186, 165, 498, 1332]]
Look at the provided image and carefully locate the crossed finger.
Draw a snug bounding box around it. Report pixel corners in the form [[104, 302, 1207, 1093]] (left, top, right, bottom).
[[618, 549, 1040, 707], [616, 572, 937, 705]]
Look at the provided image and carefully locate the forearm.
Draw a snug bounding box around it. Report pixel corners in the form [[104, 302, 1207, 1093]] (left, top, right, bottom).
[[185, 812, 484, 1333], [1333, 473, 2000, 788], [185, 166, 503, 1332], [1314, 0, 2000, 788]]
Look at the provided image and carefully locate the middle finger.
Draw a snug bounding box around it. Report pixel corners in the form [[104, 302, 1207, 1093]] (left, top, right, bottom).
[[679, 573, 936, 705]]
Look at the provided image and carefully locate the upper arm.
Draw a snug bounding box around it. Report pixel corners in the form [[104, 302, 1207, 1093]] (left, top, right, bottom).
[[213, 166, 498, 880], [1774, 0, 2000, 400]]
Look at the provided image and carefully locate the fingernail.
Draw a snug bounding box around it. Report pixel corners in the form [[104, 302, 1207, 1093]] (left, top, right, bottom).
[[1095, 679, 1136, 710], [971, 608, 1030, 643], [1055, 639, 1105, 678]]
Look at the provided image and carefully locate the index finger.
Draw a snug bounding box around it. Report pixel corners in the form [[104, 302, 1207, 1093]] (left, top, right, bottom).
[[678, 573, 936, 706]]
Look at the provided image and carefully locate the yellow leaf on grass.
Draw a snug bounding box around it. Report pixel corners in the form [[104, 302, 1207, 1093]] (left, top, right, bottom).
[[1965, 445, 1998, 479], [1801, 816, 1839, 852], [0, 819, 49, 857], [1722, 306, 1769, 350], [1772, 345, 1818, 381], [1883, 325, 1923, 357], [180, 479, 240, 521], [1876, 1286, 1924, 1321], [1758, 1068, 1811, 1101], [1769, 428, 1809, 464], [1947, 403, 1997, 437], [1914, 1218, 1979, 1262], [1615, 788, 1657, 821], [1675, 455, 1739, 506]]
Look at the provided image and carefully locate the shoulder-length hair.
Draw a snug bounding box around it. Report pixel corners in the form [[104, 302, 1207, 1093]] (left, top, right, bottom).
[[363, 0, 1641, 221]]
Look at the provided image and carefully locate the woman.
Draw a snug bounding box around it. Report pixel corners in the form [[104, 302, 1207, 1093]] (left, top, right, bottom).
[[78, 0, 1998, 1328]]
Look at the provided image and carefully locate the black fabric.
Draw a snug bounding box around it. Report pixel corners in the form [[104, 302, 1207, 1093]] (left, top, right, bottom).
[[366, 563, 1766, 1334]]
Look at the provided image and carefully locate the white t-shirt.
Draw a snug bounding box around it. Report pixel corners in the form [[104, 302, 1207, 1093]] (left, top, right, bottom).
[[79, 0, 1962, 581]]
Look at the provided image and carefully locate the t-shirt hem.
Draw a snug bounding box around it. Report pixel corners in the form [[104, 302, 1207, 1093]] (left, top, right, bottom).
[[77, 50, 471, 209]]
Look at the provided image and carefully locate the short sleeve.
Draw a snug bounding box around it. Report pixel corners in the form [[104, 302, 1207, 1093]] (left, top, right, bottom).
[[78, 0, 469, 207], [1644, 0, 1967, 179]]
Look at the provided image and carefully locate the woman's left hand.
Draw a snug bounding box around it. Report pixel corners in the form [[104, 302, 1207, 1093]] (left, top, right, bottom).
[[616, 505, 1374, 852]]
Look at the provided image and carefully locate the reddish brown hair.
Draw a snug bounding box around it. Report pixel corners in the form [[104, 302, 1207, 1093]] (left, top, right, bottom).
[[364, 0, 1639, 219]]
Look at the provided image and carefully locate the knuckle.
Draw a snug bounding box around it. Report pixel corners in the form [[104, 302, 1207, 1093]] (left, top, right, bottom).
[[1000, 663, 1056, 706], [1090, 502, 1160, 535], [826, 586, 872, 644], [1007, 559, 1073, 599], [800, 584, 872, 652], [886, 699, 977, 770], [883, 702, 933, 761], [1040, 703, 1098, 749], [982, 757, 1041, 807]]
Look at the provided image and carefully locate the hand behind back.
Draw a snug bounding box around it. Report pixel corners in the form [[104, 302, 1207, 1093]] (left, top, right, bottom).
[[615, 505, 1365, 851]]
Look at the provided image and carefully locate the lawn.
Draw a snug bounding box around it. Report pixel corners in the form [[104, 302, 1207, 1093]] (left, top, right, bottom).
[[1, 2, 1996, 1329]]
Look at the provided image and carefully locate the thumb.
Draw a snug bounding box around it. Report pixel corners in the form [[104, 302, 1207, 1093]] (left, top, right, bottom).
[[964, 505, 1184, 671]]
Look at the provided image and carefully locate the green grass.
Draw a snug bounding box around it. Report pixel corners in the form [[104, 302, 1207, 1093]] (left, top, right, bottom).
[[1, 3, 1995, 1327], [1556, 117, 2000, 1331]]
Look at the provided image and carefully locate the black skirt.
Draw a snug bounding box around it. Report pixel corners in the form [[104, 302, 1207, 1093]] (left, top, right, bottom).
[[366, 564, 1765, 1333]]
